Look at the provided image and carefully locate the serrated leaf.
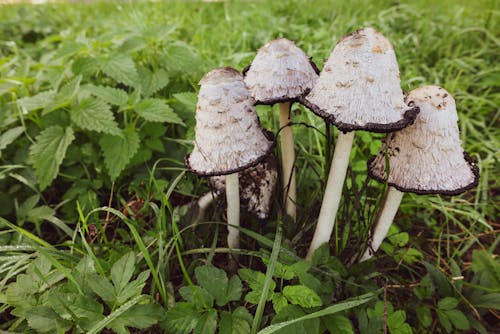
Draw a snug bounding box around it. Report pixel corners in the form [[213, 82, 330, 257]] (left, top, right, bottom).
[[174, 92, 197, 110], [0, 126, 24, 157], [415, 306, 432, 327], [17, 91, 55, 111], [444, 309, 470, 330], [100, 127, 140, 180], [194, 309, 217, 334], [43, 75, 82, 114], [424, 262, 452, 297], [162, 42, 201, 74], [30, 126, 75, 190], [162, 302, 199, 334], [49, 291, 104, 322], [136, 98, 183, 124], [102, 54, 138, 86], [195, 265, 228, 306], [283, 285, 322, 308], [471, 293, 500, 309], [84, 84, 128, 106], [88, 273, 116, 303], [272, 293, 288, 313], [438, 297, 458, 310], [220, 307, 252, 334], [72, 56, 100, 76], [53, 41, 86, 60], [108, 303, 164, 334], [111, 252, 136, 293], [26, 306, 72, 333], [179, 285, 214, 309], [226, 275, 243, 303], [238, 268, 275, 303], [137, 66, 169, 97], [437, 310, 452, 333], [472, 250, 500, 288], [116, 270, 150, 304], [387, 310, 406, 330], [70, 97, 120, 135], [322, 314, 354, 334]]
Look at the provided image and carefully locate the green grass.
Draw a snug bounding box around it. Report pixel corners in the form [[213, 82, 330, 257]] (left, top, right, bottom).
[[0, 0, 499, 333]]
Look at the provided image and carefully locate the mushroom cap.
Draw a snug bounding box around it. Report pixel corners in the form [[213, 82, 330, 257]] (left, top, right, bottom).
[[368, 85, 479, 195], [243, 38, 319, 105], [209, 153, 278, 219], [185, 67, 275, 176], [302, 27, 418, 132]]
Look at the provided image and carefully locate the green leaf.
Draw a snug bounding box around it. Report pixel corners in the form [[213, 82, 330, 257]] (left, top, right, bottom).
[[437, 310, 452, 333], [162, 42, 201, 74], [84, 84, 129, 106], [444, 309, 470, 330], [43, 75, 82, 114], [195, 265, 229, 306], [322, 314, 354, 334], [136, 98, 183, 124], [30, 126, 75, 190], [179, 285, 214, 308], [116, 270, 150, 304], [88, 274, 116, 303], [108, 303, 164, 334], [111, 251, 136, 293], [137, 66, 169, 97], [17, 91, 55, 111], [48, 291, 104, 322], [238, 268, 276, 304], [26, 306, 72, 333], [220, 307, 253, 334], [174, 92, 198, 110], [70, 97, 120, 135], [162, 302, 199, 334], [472, 293, 500, 309], [100, 127, 140, 180], [102, 54, 138, 86], [438, 297, 458, 310], [194, 309, 217, 334], [387, 310, 406, 330], [415, 306, 432, 328], [226, 275, 243, 303], [283, 285, 322, 308], [424, 262, 452, 297], [472, 250, 500, 288], [272, 293, 288, 313], [72, 56, 100, 76], [271, 305, 319, 334]]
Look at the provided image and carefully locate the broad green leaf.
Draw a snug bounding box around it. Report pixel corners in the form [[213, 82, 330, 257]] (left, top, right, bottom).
[[272, 293, 288, 313], [271, 305, 319, 334], [30, 126, 75, 190], [72, 56, 100, 76], [137, 66, 169, 97], [111, 252, 136, 293], [162, 302, 199, 334], [26, 306, 72, 333], [194, 309, 217, 334], [424, 262, 452, 297], [238, 268, 275, 303], [415, 306, 432, 327], [102, 54, 138, 86], [226, 276, 243, 303], [179, 285, 214, 308], [195, 264, 229, 306], [322, 314, 354, 334], [220, 307, 253, 334], [100, 127, 140, 180], [472, 250, 500, 288], [117, 270, 150, 304], [17, 91, 55, 111], [438, 297, 458, 310], [471, 293, 500, 309], [70, 97, 120, 135], [48, 291, 104, 321], [53, 41, 86, 60], [136, 98, 183, 124], [43, 75, 82, 114], [444, 309, 470, 330], [162, 42, 201, 74], [108, 303, 164, 334], [283, 285, 322, 308], [84, 84, 129, 106], [87, 273, 116, 303], [174, 92, 198, 110], [437, 310, 452, 333], [387, 310, 406, 330]]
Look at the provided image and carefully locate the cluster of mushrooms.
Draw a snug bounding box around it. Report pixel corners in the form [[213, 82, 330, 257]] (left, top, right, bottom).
[[185, 27, 479, 263]]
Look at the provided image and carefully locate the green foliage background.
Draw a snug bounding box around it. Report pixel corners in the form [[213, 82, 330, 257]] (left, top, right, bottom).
[[0, 0, 498, 333]]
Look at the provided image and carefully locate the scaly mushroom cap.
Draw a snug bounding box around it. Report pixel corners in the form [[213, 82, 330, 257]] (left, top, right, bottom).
[[302, 27, 418, 132], [185, 67, 275, 176], [368, 85, 479, 195], [243, 38, 319, 105], [209, 154, 278, 219]]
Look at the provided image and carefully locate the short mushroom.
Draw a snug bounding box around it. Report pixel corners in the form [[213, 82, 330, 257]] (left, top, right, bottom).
[[302, 28, 418, 259], [244, 38, 319, 222], [185, 67, 275, 250], [360, 85, 479, 261]]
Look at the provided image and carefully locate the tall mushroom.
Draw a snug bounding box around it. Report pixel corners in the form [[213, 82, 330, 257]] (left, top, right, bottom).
[[244, 38, 319, 222], [302, 28, 419, 259], [185, 67, 275, 250], [360, 85, 479, 261]]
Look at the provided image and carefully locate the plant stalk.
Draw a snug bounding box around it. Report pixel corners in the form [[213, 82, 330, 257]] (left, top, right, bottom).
[[359, 186, 404, 262], [279, 101, 296, 222], [225, 172, 240, 250], [196, 191, 217, 223], [306, 131, 355, 260]]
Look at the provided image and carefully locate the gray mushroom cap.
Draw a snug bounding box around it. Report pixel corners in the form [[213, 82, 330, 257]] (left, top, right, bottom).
[[368, 85, 479, 195], [209, 154, 278, 219], [243, 38, 319, 105], [302, 27, 418, 132], [185, 67, 275, 176]]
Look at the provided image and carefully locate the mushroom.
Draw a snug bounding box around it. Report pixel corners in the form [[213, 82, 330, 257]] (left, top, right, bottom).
[[302, 28, 418, 259], [244, 38, 319, 222], [359, 85, 479, 261], [185, 67, 275, 250]]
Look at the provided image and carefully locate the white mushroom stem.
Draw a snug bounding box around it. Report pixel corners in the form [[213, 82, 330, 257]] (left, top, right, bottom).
[[279, 101, 296, 222], [225, 172, 240, 249], [196, 192, 218, 223], [306, 131, 355, 260], [359, 186, 404, 262]]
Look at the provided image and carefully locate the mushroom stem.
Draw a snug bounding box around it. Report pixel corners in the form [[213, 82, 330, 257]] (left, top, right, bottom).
[[196, 192, 218, 223], [225, 172, 240, 250], [306, 131, 355, 260], [279, 101, 296, 222], [359, 186, 404, 262]]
